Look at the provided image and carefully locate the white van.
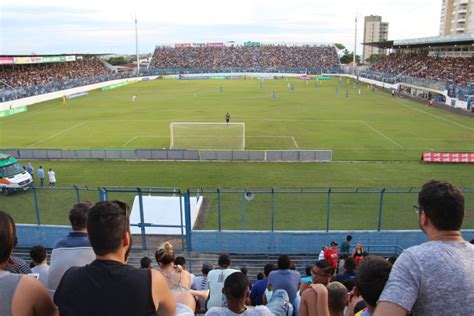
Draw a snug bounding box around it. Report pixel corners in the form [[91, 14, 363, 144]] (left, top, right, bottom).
[[0, 153, 33, 195]]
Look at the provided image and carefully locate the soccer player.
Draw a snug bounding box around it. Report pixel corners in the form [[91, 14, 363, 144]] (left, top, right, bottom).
[[336, 87, 339, 96], [346, 90, 349, 98], [219, 86, 224, 94], [225, 112, 230, 126], [272, 91, 277, 101], [132, 95, 137, 102]]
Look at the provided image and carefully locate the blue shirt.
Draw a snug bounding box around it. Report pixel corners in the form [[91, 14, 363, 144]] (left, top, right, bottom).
[[54, 232, 91, 248], [37, 168, 45, 179], [335, 271, 356, 291], [267, 269, 301, 307], [250, 279, 267, 305]]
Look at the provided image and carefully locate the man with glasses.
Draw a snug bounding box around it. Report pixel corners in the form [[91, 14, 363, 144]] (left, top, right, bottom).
[[299, 260, 335, 316], [375, 180, 474, 316], [54, 201, 175, 316]]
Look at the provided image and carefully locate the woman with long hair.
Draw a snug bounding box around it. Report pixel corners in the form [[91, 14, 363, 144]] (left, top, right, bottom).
[[155, 242, 208, 315]]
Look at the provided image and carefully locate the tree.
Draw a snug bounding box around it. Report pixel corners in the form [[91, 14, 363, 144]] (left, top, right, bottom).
[[107, 56, 130, 65], [334, 43, 346, 50], [340, 50, 361, 64], [366, 54, 385, 64]]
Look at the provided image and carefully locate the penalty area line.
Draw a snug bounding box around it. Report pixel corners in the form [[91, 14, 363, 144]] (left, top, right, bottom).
[[361, 121, 404, 149], [27, 121, 88, 148]]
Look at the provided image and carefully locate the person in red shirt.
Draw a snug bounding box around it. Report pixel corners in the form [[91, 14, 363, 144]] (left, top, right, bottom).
[[324, 241, 339, 270]]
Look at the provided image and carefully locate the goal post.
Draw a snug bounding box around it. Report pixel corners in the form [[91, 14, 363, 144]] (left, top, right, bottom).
[[170, 122, 245, 150]]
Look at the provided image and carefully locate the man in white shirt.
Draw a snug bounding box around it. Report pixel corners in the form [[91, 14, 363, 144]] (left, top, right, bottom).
[[48, 168, 56, 187], [206, 272, 272, 316], [207, 254, 238, 309]]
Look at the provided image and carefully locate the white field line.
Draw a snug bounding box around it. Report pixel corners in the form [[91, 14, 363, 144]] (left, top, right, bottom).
[[27, 121, 88, 148], [121, 135, 168, 147], [379, 93, 474, 131], [361, 121, 404, 149], [291, 136, 299, 149]]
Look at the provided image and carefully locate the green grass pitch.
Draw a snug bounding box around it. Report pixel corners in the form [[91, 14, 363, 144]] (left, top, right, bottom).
[[0, 77, 473, 230]]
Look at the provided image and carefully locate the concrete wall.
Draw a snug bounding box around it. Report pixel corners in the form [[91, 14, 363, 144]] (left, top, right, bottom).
[[191, 230, 474, 254], [16, 224, 474, 253]]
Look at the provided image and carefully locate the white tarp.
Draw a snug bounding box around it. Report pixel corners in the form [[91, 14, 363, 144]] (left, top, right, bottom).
[[130, 195, 202, 235]]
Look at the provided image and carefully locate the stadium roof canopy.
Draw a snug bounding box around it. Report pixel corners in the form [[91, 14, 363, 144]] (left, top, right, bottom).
[[363, 33, 474, 49]]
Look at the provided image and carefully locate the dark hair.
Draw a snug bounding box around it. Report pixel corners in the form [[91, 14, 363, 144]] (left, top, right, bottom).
[[87, 201, 130, 256], [155, 242, 175, 265], [257, 272, 264, 280], [418, 180, 464, 231], [240, 266, 248, 276], [263, 263, 276, 277], [69, 202, 92, 230], [344, 257, 356, 272], [224, 272, 249, 299], [29, 245, 47, 263], [140, 256, 152, 268], [347, 235, 353, 242], [387, 255, 398, 265], [174, 256, 186, 267], [201, 263, 213, 275], [315, 259, 335, 276], [277, 254, 291, 269], [0, 211, 16, 264], [305, 265, 312, 276], [356, 255, 392, 307], [218, 254, 231, 268]]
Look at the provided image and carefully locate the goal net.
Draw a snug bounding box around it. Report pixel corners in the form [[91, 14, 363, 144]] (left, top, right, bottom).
[[170, 122, 245, 150]]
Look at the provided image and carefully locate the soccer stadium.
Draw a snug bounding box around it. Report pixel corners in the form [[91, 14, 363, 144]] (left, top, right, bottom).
[[0, 1, 473, 315]]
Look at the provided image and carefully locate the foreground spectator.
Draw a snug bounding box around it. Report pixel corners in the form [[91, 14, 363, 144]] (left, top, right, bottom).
[[206, 272, 272, 316], [267, 255, 301, 309], [0, 211, 57, 315], [207, 254, 239, 309], [192, 263, 214, 310], [335, 257, 356, 292], [375, 180, 474, 315], [3, 238, 32, 274], [155, 242, 208, 314], [29, 245, 49, 287], [48, 202, 95, 295], [350, 255, 392, 316], [250, 263, 276, 306], [300, 260, 335, 315], [140, 256, 153, 269], [54, 201, 176, 315]]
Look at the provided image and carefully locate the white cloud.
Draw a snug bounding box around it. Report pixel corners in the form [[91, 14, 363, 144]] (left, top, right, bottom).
[[1, 0, 441, 54]]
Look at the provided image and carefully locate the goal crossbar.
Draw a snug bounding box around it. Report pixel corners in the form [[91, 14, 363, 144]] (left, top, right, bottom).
[[170, 122, 245, 150]]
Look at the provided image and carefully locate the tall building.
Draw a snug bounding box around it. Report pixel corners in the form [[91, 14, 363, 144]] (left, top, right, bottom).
[[439, 0, 474, 36], [362, 15, 389, 63]]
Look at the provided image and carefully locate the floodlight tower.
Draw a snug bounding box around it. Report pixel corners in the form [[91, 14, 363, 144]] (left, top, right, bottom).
[[135, 15, 139, 74], [353, 16, 357, 73]]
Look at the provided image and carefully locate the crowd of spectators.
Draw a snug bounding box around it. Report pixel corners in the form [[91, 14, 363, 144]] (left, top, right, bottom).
[[369, 53, 474, 88], [1, 179, 473, 315], [0, 58, 109, 89], [151, 45, 340, 70]]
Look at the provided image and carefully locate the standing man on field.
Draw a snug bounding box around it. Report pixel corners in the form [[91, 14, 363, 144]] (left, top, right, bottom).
[[225, 112, 230, 126], [37, 166, 45, 187], [375, 180, 474, 316]]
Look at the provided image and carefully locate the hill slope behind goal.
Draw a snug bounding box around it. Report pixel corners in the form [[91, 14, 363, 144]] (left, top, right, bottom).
[[170, 122, 245, 150]]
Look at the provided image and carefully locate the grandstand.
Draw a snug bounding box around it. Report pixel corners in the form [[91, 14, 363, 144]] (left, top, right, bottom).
[[360, 33, 474, 109]]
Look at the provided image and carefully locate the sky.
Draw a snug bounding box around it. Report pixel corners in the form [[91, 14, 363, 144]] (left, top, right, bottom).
[[0, 0, 440, 55]]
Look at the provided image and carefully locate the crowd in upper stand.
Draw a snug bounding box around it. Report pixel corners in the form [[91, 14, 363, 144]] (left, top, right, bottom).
[[150, 45, 340, 70], [0, 180, 473, 315], [0, 58, 109, 89], [370, 53, 474, 88]]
